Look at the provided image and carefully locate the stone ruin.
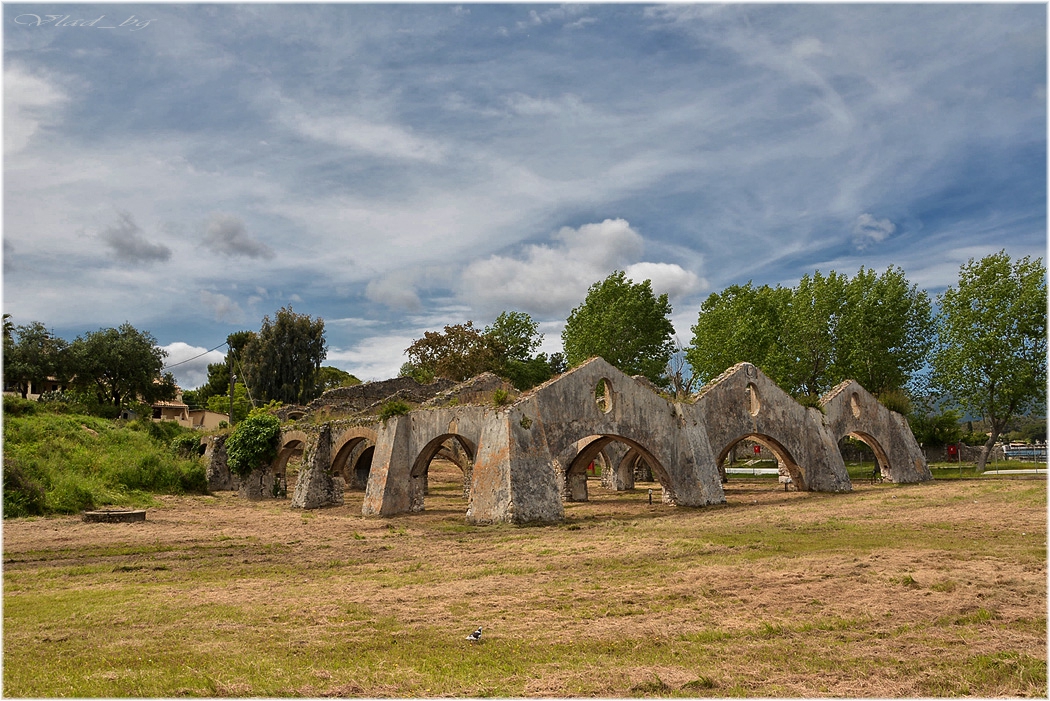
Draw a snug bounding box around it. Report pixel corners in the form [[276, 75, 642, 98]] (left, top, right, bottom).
[[204, 358, 930, 524]]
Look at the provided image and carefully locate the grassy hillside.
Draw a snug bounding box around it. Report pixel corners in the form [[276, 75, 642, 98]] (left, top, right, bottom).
[[3, 397, 208, 517]]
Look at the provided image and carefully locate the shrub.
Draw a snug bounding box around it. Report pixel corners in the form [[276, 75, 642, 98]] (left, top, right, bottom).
[[171, 433, 202, 458], [3, 395, 38, 417], [878, 389, 913, 415], [796, 394, 824, 412], [2, 459, 46, 517], [493, 388, 509, 407], [225, 412, 282, 478], [378, 400, 411, 422]]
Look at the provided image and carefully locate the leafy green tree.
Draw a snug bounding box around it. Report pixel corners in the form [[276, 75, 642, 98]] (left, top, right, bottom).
[[688, 267, 932, 401], [485, 311, 542, 363], [206, 384, 252, 424], [187, 331, 255, 411], [67, 323, 175, 408], [241, 307, 327, 405], [405, 321, 503, 382], [562, 271, 675, 385], [3, 321, 69, 398], [838, 266, 934, 395], [908, 406, 964, 448], [931, 251, 1047, 472], [484, 311, 562, 390], [687, 283, 791, 387], [777, 270, 848, 397], [398, 362, 435, 384], [316, 366, 361, 392]]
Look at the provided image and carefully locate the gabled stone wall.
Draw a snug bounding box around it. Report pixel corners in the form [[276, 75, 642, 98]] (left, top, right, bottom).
[[208, 357, 929, 524]]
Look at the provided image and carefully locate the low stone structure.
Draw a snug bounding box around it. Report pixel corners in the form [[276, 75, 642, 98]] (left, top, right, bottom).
[[208, 358, 929, 523]]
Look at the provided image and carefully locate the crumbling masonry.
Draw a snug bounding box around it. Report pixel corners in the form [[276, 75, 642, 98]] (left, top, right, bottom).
[[205, 358, 931, 524]]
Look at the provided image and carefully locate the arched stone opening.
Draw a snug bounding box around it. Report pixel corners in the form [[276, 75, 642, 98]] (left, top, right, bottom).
[[716, 433, 806, 492], [841, 431, 891, 484], [331, 437, 376, 491], [409, 433, 477, 513], [271, 437, 305, 498], [562, 434, 673, 504]]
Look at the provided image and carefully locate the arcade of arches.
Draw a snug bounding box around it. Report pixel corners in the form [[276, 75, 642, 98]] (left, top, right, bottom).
[[205, 359, 929, 524]]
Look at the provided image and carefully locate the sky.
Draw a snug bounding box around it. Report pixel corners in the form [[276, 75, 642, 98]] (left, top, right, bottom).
[[4, 3, 1046, 390]]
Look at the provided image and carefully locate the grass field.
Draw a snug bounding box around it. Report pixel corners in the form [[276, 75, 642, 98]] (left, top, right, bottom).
[[4, 464, 1046, 697]]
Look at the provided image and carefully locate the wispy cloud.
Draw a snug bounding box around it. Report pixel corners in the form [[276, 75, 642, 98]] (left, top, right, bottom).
[[3, 4, 1043, 388], [4, 63, 68, 153], [199, 290, 245, 324], [852, 213, 896, 249]]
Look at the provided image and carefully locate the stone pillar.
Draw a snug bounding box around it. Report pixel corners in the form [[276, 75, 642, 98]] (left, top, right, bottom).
[[362, 416, 415, 517], [205, 434, 238, 491], [291, 424, 343, 509]]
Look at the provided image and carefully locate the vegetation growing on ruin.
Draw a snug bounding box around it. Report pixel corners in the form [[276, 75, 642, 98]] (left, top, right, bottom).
[[224, 411, 282, 478]]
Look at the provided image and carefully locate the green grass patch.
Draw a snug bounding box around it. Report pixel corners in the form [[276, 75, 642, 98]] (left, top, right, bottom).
[[3, 409, 207, 516]]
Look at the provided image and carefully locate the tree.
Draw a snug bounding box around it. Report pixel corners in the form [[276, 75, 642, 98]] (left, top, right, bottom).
[[687, 267, 933, 401], [931, 251, 1047, 472], [484, 311, 562, 390], [777, 270, 848, 398], [206, 384, 251, 424], [241, 307, 327, 405], [3, 321, 69, 398], [562, 271, 675, 385], [837, 266, 934, 396], [404, 321, 503, 383], [315, 366, 361, 392], [68, 323, 175, 408], [687, 283, 791, 387], [485, 311, 542, 363]]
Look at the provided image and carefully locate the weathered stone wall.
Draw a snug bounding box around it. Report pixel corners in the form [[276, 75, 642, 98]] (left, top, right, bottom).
[[820, 380, 930, 483], [690, 363, 852, 493], [236, 356, 931, 524]]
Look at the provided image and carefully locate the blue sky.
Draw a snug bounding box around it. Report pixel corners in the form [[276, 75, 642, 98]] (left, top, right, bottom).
[[4, 3, 1046, 389]]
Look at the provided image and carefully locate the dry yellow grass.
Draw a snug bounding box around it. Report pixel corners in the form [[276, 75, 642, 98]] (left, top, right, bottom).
[[4, 463, 1046, 697]]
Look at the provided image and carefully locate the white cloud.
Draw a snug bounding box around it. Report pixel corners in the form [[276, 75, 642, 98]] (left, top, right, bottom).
[[459, 218, 701, 316], [4, 63, 69, 153], [366, 275, 422, 311], [327, 334, 417, 382], [505, 93, 584, 117], [199, 290, 245, 324], [852, 213, 897, 249], [161, 342, 227, 390], [288, 113, 446, 163], [624, 262, 703, 299]]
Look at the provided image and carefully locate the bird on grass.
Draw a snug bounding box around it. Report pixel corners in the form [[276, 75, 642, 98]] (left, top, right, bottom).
[[466, 626, 483, 643]]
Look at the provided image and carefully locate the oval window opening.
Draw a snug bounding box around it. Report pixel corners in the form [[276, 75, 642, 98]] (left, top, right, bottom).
[[746, 383, 761, 416], [595, 378, 613, 414]]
